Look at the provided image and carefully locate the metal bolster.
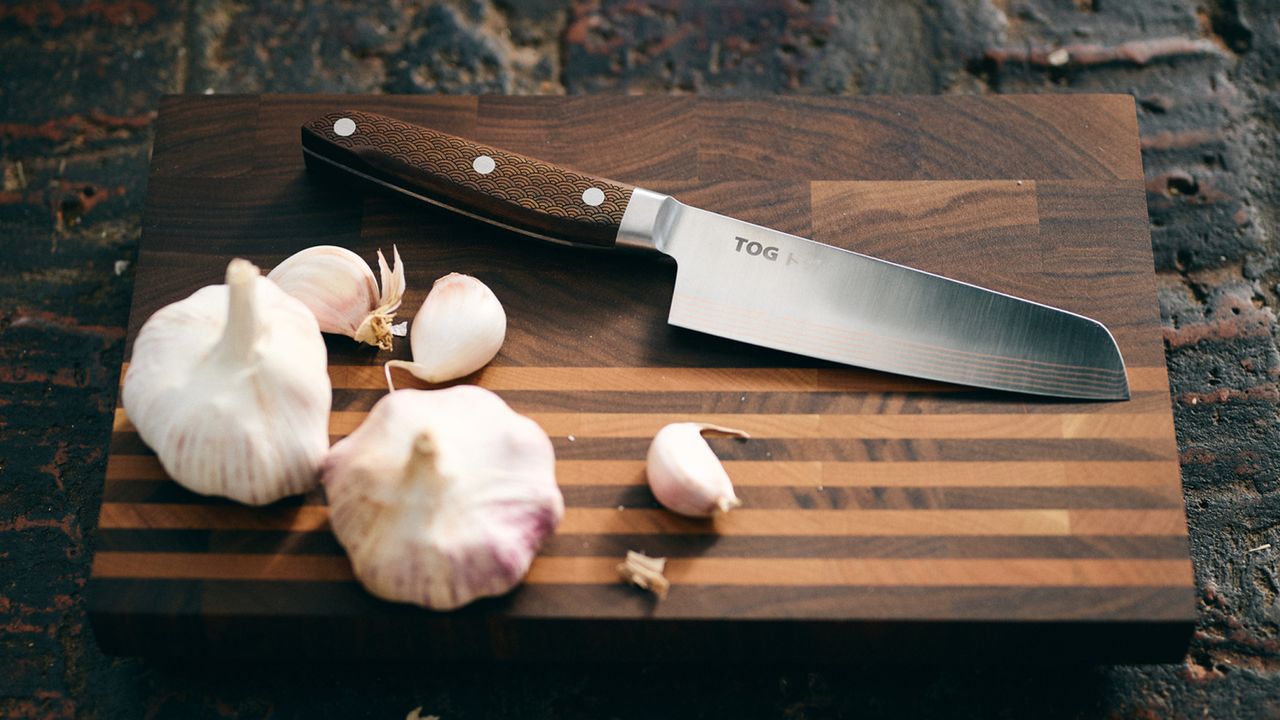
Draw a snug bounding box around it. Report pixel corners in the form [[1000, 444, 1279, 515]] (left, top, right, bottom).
[[615, 187, 680, 253]]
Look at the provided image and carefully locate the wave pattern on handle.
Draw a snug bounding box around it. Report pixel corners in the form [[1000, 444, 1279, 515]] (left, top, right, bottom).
[[303, 110, 634, 246]]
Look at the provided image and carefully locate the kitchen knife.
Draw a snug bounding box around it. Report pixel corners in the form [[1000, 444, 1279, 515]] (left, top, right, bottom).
[[301, 110, 1129, 400]]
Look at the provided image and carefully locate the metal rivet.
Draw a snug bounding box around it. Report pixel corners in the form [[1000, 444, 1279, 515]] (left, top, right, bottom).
[[333, 118, 356, 137], [582, 187, 605, 207], [473, 155, 496, 174]]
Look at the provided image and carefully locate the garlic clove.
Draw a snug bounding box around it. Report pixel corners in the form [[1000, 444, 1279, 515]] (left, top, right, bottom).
[[268, 245, 405, 350], [322, 386, 563, 610], [122, 259, 331, 505], [617, 550, 670, 599], [645, 422, 749, 517], [384, 273, 506, 389]]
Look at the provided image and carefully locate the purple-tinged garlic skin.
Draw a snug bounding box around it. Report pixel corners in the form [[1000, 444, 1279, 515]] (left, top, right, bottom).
[[646, 422, 748, 518], [268, 245, 405, 350], [122, 259, 331, 505], [323, 386, 563, 610]]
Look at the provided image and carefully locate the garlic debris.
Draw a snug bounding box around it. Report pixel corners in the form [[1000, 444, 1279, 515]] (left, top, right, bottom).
[[267, 245, 405, 350], [322, 386, 563, 609], [646, 423, 750, 517], [122, 259, 331, 505], [617, 551, 670, 600], [385, 273, 506, 388]]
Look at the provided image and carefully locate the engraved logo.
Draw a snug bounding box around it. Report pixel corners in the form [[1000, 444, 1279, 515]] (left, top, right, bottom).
[[735, 236, 779, 261]]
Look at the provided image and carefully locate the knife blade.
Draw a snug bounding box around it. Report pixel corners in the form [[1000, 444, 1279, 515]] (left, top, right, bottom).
[[300, 110, 1129, 400]]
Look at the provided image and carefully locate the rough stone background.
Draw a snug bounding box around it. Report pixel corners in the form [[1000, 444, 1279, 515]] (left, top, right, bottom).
[[2, 0, 1279, 717]]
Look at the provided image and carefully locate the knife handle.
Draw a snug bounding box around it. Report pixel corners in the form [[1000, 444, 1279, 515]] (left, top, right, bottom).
[[301, 110, 635, 247]]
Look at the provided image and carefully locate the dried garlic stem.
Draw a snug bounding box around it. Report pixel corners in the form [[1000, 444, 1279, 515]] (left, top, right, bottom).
[[352, 247, 405, 350], [217, 259, 260, 361], [617, 550, 670, 600]]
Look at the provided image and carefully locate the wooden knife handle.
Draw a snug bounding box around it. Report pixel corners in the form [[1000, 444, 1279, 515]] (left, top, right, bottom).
[[301, 110, 635, 247]]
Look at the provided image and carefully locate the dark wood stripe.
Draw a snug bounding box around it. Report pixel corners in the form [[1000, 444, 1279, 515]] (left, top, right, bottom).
[[100, 480, 1182, 510], [560, 485, 1184, 510], [92, 552, 1191, 588], [107, 456, 1182, 488], [101, 480, 326, 505], [107, 433, 1177, 461], [88, 577, 1194, 623], [331, 388, 1175, 415], [93, 529, 1190, 560], [551, 437, 1176, 462]]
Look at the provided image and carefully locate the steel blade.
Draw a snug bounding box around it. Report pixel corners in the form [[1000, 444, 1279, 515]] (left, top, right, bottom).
[[648, 200, 1128, 400]]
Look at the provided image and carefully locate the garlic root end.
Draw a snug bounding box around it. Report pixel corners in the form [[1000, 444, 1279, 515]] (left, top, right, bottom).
[[695, 423, 751, 440], [715, 495, 742, 514], [617, 550, 670, 600], [355, 311, 396, 350]]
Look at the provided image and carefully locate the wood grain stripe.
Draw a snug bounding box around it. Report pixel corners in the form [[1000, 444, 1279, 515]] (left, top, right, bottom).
[[97, 479, 1183, 510], [90, 552, 1191, 587], [117, 363, 1170, 393], [105, 434, 1177, 462], [556, 460, 1182, 488], [550, 437, 1175, 462], [333, 388, 1177, 415], [96, 503, 1185, 536], [87, 577, 1197, 623], [111, 409, 1174, 438], [93, 529, 1191, 559], [106, 456, 1182, 487]]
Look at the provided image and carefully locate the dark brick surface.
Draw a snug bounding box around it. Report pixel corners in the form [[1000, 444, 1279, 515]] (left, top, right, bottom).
[[3, 0, 1280, 717]]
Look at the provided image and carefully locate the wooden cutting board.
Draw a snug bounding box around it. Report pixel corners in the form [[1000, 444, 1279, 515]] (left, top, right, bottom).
[[89, 94, 1194, 662]]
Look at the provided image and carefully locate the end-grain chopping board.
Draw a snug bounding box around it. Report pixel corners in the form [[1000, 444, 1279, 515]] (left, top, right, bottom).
[[89, 95, 1194, 662]]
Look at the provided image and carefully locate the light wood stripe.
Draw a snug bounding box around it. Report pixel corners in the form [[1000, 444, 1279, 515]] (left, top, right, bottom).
[[96, 503, 1185, 537], [1069, 509, 1189, 535], [104, 456, 1181, 488], [111, 409, 1175, 439], [118, 364, 1170, 393], [90, 552, 1192, 587]]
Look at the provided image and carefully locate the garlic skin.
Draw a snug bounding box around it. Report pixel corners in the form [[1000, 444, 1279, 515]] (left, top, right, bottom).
[[122, 259, 331, 505], [323, 386, 563, 610], [646, 423, 749, 517], [617, 550, 670, 599], [268, 245, 405, 350], [385, 273, 506, 388]]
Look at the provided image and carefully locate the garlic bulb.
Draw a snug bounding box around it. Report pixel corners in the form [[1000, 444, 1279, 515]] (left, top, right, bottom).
[[267, 245, 405, 350], [122, 259, 331, 505], [323, 386, 563, 609], [646, 423, 749, 517], [385, 273, 506, 388]]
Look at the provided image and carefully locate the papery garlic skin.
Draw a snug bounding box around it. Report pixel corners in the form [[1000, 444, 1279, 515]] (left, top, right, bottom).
[[385, 273, 505, 387], [323, 386, 562, 610], [646, 423, 749, 517], [268, 245, 405, 350], [122, 259, 331, 505]]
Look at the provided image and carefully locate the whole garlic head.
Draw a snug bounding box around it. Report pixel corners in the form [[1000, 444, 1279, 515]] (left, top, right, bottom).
[[646, 423, 749, 517], [385, 273, 505, 388], [122, 259, 332, 505], [323, 386, 563, 609], [268, 245, 405, 350]]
